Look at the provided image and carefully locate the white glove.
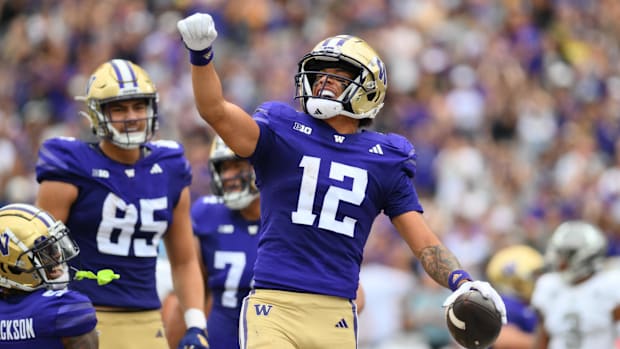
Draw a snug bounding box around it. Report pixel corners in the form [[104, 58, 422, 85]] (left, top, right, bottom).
[[443, 280, 507, 324], [177, 13, 218, 51]]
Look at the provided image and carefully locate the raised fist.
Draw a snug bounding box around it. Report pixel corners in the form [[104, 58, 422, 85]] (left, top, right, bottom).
[[177, 13, 218, 51]]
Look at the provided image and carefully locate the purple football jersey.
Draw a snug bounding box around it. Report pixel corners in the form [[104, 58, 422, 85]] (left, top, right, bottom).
[[0, 288, 97, 348], [192, 195, 261, 349], [249, 102, 423, 299], [36, 137, 192, 309]]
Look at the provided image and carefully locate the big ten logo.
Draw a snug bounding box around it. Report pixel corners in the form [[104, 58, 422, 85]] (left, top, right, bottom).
[[293, 122, 312, 135]]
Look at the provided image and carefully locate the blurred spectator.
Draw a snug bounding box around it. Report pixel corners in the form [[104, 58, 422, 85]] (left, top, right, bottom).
[[403, 266, 453, 349]]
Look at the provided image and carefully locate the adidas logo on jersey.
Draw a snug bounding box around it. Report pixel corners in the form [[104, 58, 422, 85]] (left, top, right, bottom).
[[368, 144, 383, 155], [335, 318, 349, 328], [150, 163, 163, 174]]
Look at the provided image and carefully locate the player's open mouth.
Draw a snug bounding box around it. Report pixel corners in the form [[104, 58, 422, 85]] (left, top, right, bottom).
[[47, 266, 64, 279], [318, 90, 336, 98]]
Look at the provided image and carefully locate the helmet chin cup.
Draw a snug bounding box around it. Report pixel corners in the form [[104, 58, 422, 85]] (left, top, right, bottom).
[[223, 190, 258, 210], [306, 97, 343, 119], [106, 127, 149, 149]]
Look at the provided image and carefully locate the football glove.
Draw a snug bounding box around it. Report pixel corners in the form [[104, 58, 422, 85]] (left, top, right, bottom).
[[177, 13, 218, 51], [177, 327, 209, 349], [443, 280, 507, 324]]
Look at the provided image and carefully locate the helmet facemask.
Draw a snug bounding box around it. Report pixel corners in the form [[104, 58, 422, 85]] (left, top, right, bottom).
[[0, 204, 80, 292], [209, 137, 259, 210], [87, 95, 158, 149], [211, 163, 258, 210], [20, 222, 78, 290]]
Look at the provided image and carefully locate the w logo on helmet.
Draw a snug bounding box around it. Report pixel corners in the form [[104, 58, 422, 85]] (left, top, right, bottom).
[[373, 57, 387, 87], [0, 231, 9, 256]]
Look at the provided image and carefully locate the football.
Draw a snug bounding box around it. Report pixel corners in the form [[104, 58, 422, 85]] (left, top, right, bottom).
[[445, 289, 502, 349]]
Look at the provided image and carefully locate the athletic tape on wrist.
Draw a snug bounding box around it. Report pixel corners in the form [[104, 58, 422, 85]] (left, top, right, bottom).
[[189, 47, 214, 66], [448, 269, 472, 291], [184, 308, 206, 329]]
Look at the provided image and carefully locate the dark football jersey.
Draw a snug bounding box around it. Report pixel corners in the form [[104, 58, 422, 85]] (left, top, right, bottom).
[[0, 288, 97, 348], [249, 102, 422, 299], [36, 137, 192, 309], [191, 195, 260, 349]]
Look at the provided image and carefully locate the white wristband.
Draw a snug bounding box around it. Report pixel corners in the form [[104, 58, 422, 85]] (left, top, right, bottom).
[[184, 308, 206, 329]]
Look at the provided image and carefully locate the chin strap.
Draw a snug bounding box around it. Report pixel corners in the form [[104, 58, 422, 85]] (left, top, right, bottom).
[[73, 268, 120, 286]]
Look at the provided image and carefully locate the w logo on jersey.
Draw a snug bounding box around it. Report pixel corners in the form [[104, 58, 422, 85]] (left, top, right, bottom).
[[334, 135, 345, 143], [0, 231, 9, 256], [254, 304, 273, 316]]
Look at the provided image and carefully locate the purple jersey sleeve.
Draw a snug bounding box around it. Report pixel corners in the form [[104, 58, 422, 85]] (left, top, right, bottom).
[[0, 289, 96, 349], [248, 101, 422, 299], [35, 137, 192, 309], [502, 294, 538, 333]]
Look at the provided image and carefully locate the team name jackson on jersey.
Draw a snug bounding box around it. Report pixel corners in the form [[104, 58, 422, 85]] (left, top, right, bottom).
[[0, 318, 35, 340]]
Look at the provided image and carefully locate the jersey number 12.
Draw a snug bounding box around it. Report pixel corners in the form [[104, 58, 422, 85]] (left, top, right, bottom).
[[291, 155, 367, 238]]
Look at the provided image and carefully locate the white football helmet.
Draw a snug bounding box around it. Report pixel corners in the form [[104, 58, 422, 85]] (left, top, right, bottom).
[[0, 203, 79, 292], [77, 59, 158, 149], [295, 35, 387, 123], [209, 136, 259, 210], [545, 220, 607, 283]]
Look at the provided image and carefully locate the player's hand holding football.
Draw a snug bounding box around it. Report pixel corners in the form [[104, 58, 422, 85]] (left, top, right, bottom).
[[177, 327, 209, 349], [444, 280, 507, 324]]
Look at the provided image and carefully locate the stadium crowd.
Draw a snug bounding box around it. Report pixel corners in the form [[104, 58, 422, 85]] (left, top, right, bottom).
[[1, 0, 620, 348]]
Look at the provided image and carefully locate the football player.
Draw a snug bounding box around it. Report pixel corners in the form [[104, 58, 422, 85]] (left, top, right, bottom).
[[162, 135, 261, 349], [177, 13, 506, 349], [0, 203, 98, 349], [531, 221, 620, 349], [34, 59, 208, 349], [162, 137, 367, 348], [486, 244, 544, 349]]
